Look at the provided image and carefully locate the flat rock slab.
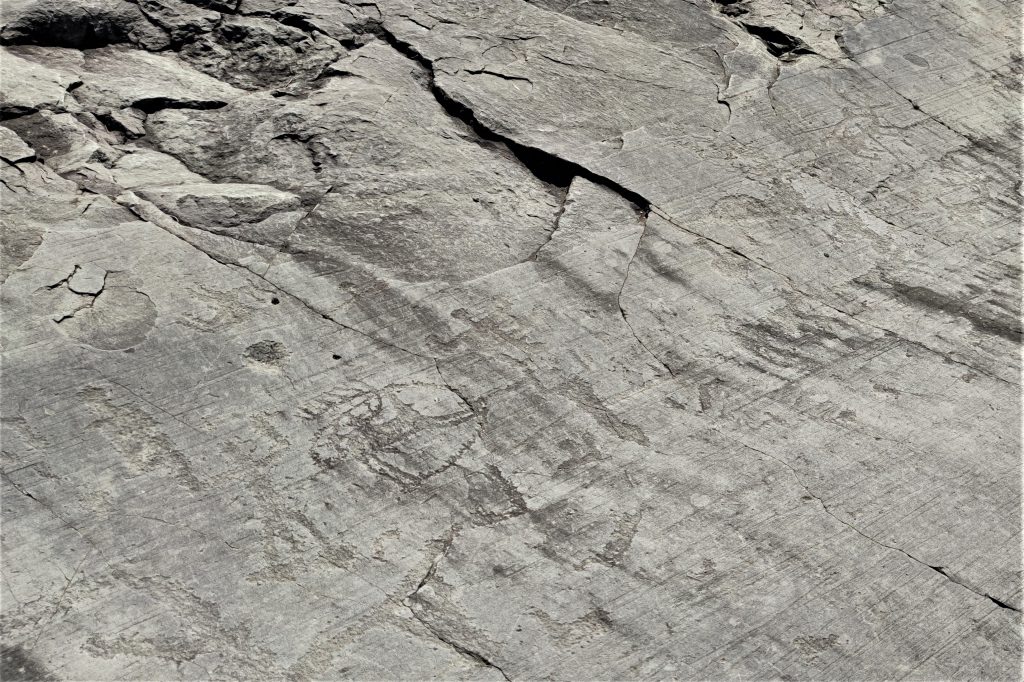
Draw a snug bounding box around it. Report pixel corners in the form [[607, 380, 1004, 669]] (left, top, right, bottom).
[[1, 0, 1020, 680], [0, 125, 35, 163]]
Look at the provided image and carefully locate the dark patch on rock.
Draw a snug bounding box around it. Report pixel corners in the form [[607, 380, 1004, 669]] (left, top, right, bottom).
[[244, 339, 289, 364], [1, 645, 56, 681], [3, 114, 72, 159], [0, 0, 168, 49], [180, 16, 345, 90]]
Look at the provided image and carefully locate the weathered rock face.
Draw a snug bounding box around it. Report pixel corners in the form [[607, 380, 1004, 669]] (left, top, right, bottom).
[[1, 0, 1019, 679]]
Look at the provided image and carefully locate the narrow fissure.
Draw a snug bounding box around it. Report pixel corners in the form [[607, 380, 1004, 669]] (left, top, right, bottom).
[[930, 566, 1021, 614], [707, 1, 818, 61], [364, 22, 650, 207], [741, 437, 1021, 616], [617, 214, 676, 378], [402, 526, 512, 680]]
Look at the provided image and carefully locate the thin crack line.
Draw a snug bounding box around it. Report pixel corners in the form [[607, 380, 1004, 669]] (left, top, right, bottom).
[[401, 526, 513, 680], [261, 184, 336, 276], [525, 186, 572, 262], [729, 434, 1021, 614], [1, 473, 115, 573], [114, 192, 435, 364], [616, 211, 675, 378]]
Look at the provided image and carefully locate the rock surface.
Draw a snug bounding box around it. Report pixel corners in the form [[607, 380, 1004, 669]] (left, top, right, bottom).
[[1, 0, 1020, 679]]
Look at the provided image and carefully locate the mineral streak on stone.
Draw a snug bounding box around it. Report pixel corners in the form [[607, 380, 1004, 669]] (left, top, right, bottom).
[[0, 0, 1020, 679]]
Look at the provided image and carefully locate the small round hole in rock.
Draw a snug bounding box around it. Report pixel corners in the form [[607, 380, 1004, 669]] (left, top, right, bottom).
[[271, 297, 280, 305]]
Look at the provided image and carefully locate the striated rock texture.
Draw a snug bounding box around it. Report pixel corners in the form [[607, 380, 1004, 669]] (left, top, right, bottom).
[[0, 0, 1020, 679]]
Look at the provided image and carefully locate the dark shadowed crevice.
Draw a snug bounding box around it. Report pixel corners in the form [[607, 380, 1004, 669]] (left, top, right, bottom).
[[435, 84, 577, 189], [131, 98, 230, 113], [1, 11, 135, 48], [738, 22, 817, 59], [929, 566, 1022, 613], [365, 21, 651, 208], [711, 0, 749, 17]]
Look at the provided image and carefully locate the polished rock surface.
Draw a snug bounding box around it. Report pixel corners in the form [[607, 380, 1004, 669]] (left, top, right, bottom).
[[1, 0, 1020, 679]]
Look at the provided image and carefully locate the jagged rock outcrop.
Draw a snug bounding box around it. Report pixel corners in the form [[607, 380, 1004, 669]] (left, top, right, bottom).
[[1, 0, 1020, 679]]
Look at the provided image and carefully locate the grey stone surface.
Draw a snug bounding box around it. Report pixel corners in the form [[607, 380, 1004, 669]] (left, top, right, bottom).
[[1, 0, 1020, 679]]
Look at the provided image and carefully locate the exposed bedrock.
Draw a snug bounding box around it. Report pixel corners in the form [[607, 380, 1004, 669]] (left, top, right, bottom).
[[1, 0, 1020, 679]]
